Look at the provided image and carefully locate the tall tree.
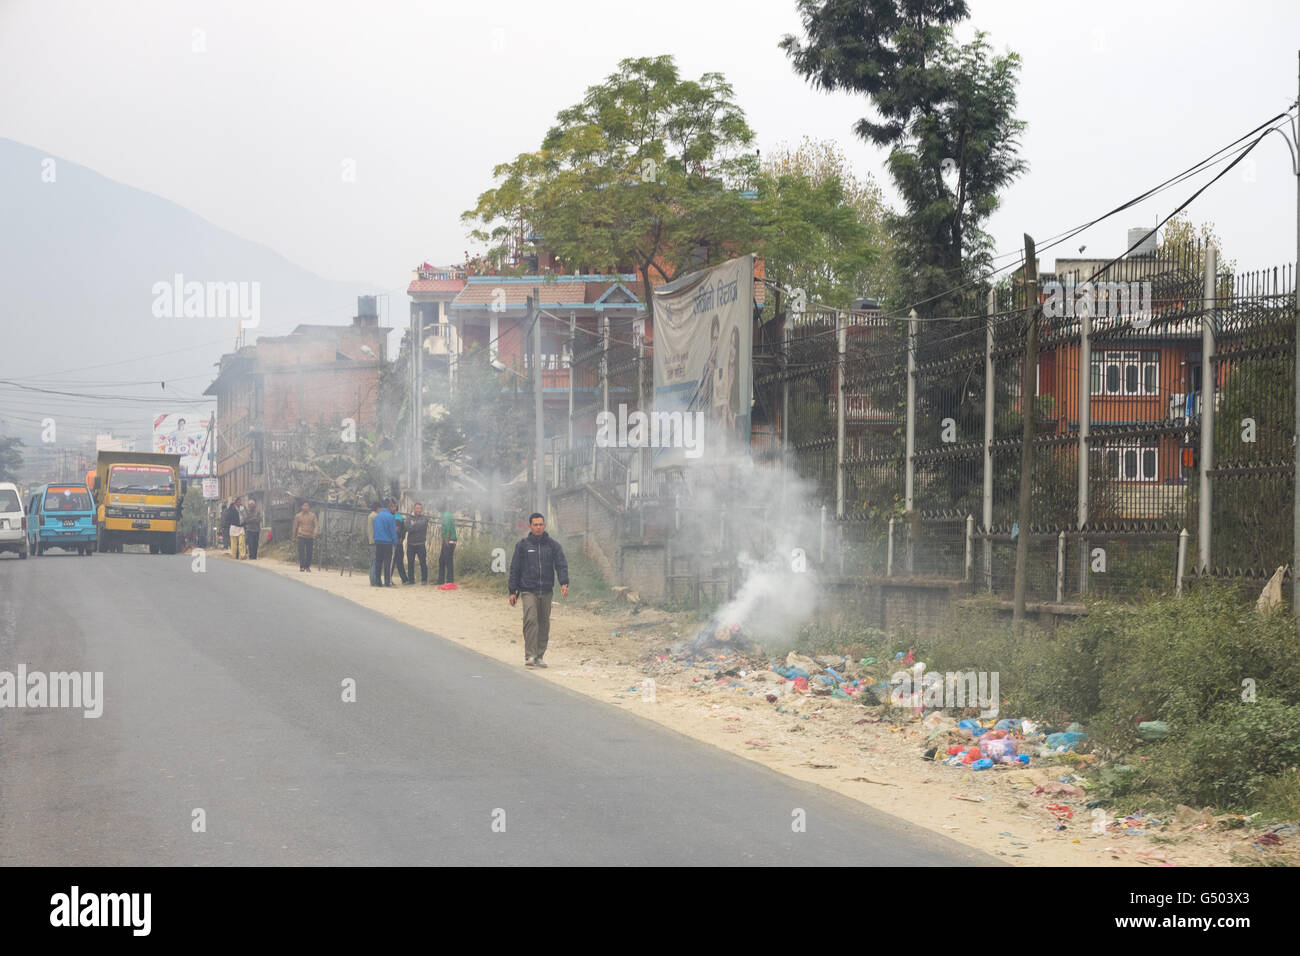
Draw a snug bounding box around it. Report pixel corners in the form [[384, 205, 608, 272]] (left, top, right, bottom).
[[464, 55, 759, 308], [755, 137, 892, 314], [781, 1, 1026, 314]]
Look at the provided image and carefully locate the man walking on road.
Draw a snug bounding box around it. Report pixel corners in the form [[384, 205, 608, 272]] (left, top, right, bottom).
[[507, 513, 569, 668], [373, 500, 397, 587], [226, 497, 245, 560], [244, 497, 262, 560], [292, 500, 318, 572], [437, 502, 457, 585], [406, 502, 429, 585]]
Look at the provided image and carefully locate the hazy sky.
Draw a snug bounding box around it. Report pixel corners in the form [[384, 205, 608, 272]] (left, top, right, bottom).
[[3, 0, 1298, 299]]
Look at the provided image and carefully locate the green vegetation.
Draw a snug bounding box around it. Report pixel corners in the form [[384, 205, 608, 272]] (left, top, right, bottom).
[[795, 586, 1300, 818]]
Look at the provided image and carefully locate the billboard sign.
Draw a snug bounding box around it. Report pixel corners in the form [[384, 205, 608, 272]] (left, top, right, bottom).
[[153, 413, 214, 477], [650, 254, 754, 468]]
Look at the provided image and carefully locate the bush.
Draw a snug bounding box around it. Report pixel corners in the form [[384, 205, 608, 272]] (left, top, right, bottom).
[[1156, 699, 1300, 811]]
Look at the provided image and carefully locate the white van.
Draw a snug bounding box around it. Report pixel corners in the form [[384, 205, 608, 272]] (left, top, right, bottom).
[[0, 481, 28, 558]]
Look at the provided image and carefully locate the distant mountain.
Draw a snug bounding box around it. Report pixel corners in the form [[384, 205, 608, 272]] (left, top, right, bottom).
[[0, 137, 383, 446]]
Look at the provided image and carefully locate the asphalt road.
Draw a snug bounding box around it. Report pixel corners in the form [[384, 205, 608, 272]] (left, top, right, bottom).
[[0, 546, 989, 866]]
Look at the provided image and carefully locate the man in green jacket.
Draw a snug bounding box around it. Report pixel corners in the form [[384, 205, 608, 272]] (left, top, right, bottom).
[[437, 503, 457, 585]]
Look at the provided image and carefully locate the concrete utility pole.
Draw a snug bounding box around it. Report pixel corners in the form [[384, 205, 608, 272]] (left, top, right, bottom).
[[568, 310, 575, 455], [983, 289, 995, 592], [1292, 50, 1300, 616], [414, 306, 424, 494], [836, 309, 846, 519], [1200, 245, 1218, 576], [1013, 235, 1039, 626], [532, 289, 545, 518]]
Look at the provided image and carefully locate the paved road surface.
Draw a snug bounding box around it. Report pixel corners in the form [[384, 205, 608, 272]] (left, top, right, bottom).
[[0, 548, 989, 866]]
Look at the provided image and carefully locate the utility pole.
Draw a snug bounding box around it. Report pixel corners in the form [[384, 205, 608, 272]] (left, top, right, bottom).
[[1013, 234, 1039, 626], [836, 309, 846, 519], [568, 310, 575, 455], [415, 304, 423, 495], [1292, 50, 1300, 616], [1200, 245, 1218, 576], [532, 289, 545, 518], [983, 289, 995, 592]]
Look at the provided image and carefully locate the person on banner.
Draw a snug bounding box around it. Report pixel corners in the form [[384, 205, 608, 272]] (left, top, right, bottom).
[[225, 497, 245, 559], [292, 500, 318, 572], [507, 513, 568, 668], [243, 497, 262, 560], [724, 326, 742, 443], [698, 315, 721, 427]]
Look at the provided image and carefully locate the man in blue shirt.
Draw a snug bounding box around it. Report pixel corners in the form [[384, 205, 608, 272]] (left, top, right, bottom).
[[373, 500, 398, 587]]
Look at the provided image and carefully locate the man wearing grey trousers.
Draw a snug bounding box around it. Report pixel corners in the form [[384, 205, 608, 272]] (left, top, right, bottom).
[[507, 513, 569, 668]]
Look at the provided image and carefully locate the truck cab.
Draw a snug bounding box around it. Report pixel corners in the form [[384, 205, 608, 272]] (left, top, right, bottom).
[[93, 452, 186, 554]]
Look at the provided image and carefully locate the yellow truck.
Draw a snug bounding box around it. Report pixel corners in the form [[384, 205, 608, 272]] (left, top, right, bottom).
[[92, 451, 188, 554]]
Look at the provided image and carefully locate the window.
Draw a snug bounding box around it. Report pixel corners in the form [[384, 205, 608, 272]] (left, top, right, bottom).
[[1091, 349, 1159, 396], [1101, 442, 1159, 482]]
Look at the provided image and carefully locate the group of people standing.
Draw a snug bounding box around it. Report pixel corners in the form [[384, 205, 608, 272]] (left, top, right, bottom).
[[220, 496, 264, 560], [366, 501, 457, 587]]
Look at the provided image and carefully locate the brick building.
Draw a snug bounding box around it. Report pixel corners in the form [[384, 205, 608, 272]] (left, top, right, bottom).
[[204, 296, 387, 511]]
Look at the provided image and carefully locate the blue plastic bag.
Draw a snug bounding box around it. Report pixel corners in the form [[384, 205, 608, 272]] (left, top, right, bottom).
[[1045, 731, 1087, 752]]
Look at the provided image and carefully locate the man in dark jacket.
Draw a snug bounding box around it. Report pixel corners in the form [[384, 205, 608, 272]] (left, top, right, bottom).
[[391, 507, 410, 584], [405, 502, 429, 585], [243, 497, 262, 560], [507, 513, 569, 668], [224, 498, 244, 559]]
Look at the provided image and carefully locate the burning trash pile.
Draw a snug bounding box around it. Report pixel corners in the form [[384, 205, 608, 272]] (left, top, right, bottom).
[[679, 617, 759, 658]]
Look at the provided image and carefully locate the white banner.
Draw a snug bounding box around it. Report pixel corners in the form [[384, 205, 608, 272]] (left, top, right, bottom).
[[651, 254, 753, 468], [153, 412, 214, 477]]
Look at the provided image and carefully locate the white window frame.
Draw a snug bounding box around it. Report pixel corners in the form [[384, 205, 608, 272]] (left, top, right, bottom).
[[1100, 441, 1159, 482], [1091, 349, 1159, 397]]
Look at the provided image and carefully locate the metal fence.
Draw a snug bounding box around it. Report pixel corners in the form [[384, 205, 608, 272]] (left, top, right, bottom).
[[755, 238, 1296, 603]]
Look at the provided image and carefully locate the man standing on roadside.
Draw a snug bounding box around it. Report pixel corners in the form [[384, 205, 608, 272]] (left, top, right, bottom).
[[366, 502, 380, 586], [373, 500, 397, 587], [244, 497, 262, 560], [226, 497, 245, 560], [406, 502, 429, 585], [507, 513, 569, 668], [292, 500, 318, 572], [437, 502, 457, 585], [392, 506, 410, 585]]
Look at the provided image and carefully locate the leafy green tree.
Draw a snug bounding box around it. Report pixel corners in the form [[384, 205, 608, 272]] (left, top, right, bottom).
[[755, 138, 892, 315], [464, 55, 759, 307], [782, 2, 1026, 313]]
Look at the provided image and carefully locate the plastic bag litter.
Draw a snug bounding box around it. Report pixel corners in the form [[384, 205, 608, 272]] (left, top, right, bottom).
[[1045, 731, 1087, 752]]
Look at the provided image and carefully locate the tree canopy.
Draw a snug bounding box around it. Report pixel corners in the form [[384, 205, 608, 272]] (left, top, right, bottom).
[[463, 55, 759, 307]]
